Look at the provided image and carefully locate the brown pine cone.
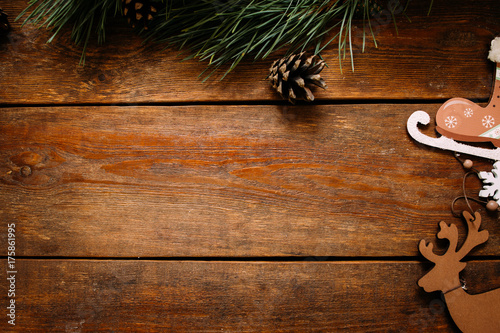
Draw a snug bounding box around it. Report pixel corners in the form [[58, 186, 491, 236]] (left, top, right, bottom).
[[0, 7, 10, 35], [122, 0, 159, 30], [269, 52, 327, 103]]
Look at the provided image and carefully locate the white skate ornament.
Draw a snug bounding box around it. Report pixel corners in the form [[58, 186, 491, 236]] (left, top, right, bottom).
[[408, 37, 500, 161], [407, 110, 500, 161], [414, 37, 500, 333]]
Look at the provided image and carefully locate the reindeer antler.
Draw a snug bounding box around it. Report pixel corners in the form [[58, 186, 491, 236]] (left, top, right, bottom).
[[419, 212, 489, 264], [419, 221, 451, 263], [456, 211, 489, 260]]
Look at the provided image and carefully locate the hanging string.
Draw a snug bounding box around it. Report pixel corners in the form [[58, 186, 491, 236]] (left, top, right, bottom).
[[451, 195, 488, 217], [453, 152, 479, 173]]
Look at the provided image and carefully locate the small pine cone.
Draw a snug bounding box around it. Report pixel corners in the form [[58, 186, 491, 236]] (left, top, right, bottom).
[[0, 7, 10, 35], [269, 52, 327, 103], [353, 0, 383, 19], [122, 0, 159, 30]]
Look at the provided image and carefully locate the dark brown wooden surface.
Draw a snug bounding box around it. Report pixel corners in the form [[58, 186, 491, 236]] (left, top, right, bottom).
[[1, 259, 499, 332], [1, 0, 500, 331], [1, 0, 500, 104], [1, 104, 500, 258]]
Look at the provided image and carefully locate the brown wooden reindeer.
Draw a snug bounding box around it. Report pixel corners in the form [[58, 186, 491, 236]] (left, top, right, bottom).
[[418, 211, 500, 332]]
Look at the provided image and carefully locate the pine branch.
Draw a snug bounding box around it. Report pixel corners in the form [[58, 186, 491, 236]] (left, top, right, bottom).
[[145, 0, 380, 80], [16, 0, 121, 65], [16, 0, 425, 79]]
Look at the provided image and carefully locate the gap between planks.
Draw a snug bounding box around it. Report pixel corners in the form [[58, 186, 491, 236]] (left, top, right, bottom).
[[3, 256, 500, 262], [0, 98, 487, 109]]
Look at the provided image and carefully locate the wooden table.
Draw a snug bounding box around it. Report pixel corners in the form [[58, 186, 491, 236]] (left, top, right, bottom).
[[1, 0, 499, 331]]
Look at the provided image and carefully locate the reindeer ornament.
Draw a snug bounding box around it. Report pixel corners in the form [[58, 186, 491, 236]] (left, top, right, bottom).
[[407, 37, 500, 332], [418, 212, 500, 332]]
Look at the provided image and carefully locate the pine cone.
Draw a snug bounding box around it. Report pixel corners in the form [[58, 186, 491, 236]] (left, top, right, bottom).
[[353, 0, 383, 19], [122, 0, 159, 30], [0, 7, 10, 35], [269, 53, 327, 103]]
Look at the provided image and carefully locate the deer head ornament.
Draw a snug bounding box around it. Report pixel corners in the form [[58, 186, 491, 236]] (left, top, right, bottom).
[[418, 211, 500, 332]]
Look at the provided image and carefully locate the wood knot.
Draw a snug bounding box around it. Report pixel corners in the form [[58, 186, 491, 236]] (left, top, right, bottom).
[[20, 166, 32, 177], [10, 151, 43, 166]]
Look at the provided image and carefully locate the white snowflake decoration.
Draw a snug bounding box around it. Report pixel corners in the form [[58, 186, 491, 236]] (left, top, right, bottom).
[[445, 116, 457, 128], [464, 108, 474, 117], [479, 161, 500, 204], [482, 115, 495, 128]]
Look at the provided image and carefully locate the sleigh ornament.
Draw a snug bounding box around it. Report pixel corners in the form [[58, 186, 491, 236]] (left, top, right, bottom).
[[407, 110, 500, 161], [408, 38, 500, 207], [408, 37, 500, 161], [409, 37, 500, 332]]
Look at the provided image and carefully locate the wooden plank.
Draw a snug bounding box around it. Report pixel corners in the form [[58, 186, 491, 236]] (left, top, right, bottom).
[[2, 259, 499, 332], [1, 104, 499, 257], [1, 0, 499, 104]]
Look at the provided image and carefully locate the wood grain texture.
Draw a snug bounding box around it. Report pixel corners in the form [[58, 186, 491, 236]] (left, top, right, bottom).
[[1, 259, 499, 332], [1, 1, 500, 331], [0, 0, 499, 104], [1, 104, 499, 257]]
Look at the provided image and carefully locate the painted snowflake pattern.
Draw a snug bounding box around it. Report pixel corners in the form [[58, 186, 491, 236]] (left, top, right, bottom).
[[444, 116, 457, 128], [493, 128, 500, 138], [482, 115, 495, 128], [479, 161, 500, 205], [464, 108, 474, 117]]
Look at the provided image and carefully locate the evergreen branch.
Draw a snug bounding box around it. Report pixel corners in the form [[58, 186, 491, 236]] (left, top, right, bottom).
[[16, 0, 426, 79], [16, 0, 121, 65], [145, 0, 378, 79]]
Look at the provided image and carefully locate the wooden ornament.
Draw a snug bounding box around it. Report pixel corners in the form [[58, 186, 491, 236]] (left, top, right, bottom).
[[407, 37, 500, 161], [407, 111, 500, 160], [435, 38, 500, 147], [418, 211, 500, 332], [479, 161, 500, 206]]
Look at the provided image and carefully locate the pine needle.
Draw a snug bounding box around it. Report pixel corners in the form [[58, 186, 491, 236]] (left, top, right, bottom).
[[16, 0, 121, 65], [16, 0, 429, 78], [146, 0, 379, 79]]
